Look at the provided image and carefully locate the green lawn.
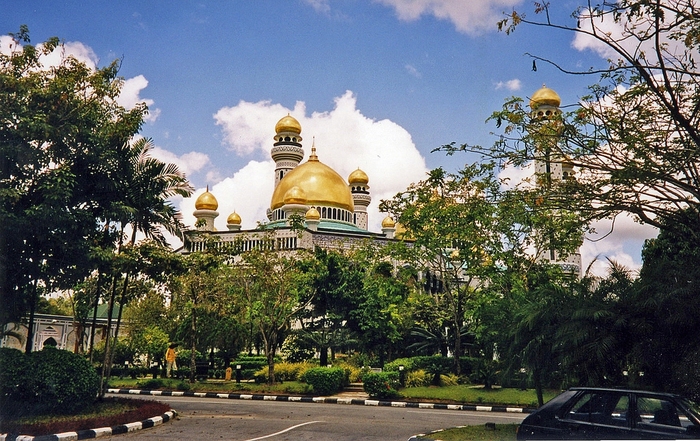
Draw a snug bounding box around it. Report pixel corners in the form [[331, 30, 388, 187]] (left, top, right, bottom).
[[109, 377, 555, 408], [419, 423, 519, 441], [399, 385, 555, 408]]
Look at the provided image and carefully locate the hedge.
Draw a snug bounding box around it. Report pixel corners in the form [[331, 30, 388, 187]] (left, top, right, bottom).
[[302, 367, 345, 395]]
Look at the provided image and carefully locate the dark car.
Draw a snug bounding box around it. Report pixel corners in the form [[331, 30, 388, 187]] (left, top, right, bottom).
[[517, 387, 700, 439]]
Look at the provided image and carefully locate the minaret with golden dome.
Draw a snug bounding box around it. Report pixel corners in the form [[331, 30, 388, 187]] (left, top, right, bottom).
[[194, 187, 219, 231], [271, 114, 304, 189], [530, 84, 564, 182], [529, 84, 582, 278], [349, 168, 371, 230]]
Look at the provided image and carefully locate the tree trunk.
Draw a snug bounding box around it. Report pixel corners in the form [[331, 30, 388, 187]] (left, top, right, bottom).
[[534, 367, 544, 407], [190, 285, 197, 383], [24, 282, 37, 354], [98, 276, 118, 398]]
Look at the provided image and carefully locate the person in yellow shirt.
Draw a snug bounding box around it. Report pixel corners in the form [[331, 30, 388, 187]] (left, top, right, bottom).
[[165, 343, 178, 378]]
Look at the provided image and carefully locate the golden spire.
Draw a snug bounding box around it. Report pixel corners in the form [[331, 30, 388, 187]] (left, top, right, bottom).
[[309, 138, 319, 162]]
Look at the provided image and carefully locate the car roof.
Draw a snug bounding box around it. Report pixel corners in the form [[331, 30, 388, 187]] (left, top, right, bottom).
[[568, 387, 684, 399]]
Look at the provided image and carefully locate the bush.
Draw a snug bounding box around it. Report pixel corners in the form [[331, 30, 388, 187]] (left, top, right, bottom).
[[274, 362, 314, 382], [301, 367, 345, 395], [441, 373, 459, 386], [363, 372, 400, 399], [31, 347, 100, 415], [0, 348, 32, 418], [405, 369, 430, 388]]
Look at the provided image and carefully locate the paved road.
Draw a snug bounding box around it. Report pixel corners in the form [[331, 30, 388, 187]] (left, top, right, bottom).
[[102, 394, 526, 440]]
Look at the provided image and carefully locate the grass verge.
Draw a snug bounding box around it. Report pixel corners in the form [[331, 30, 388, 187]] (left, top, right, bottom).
[[419, 423, 519, 441], [0, 397, 171, 437], [399, 385, 555, 407]]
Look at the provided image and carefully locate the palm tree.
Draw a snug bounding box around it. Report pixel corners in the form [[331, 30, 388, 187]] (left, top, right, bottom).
[[99, 137, 193, 394]]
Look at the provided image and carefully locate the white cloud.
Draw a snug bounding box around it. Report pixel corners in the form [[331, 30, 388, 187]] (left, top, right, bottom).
[[188, 90, 428, 233], [405, 64, 422, 78], [116, 75, 161, 123], [495, 78, 521, 91], [150, 146, 210, 178], [582, 215, 657, 276], [374, 0, 524, 35], [303, 0, 331, 15]]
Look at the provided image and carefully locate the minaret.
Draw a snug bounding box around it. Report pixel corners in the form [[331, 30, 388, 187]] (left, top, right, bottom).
[[193, 187, 219, 231], [530, 85, 582, 278], [271, 114, 304, 189], [348, 168, 371, 230]]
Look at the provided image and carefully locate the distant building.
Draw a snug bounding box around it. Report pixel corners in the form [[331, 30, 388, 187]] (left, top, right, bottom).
[[1, 305, 120, 353]]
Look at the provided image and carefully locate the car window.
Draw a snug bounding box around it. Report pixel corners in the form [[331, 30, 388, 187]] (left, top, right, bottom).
[[637, 397, 690, 429], [565, 392, 630, 427]]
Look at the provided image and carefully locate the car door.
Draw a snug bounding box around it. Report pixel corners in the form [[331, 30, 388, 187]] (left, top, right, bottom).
[[558, 390, 635, 439]]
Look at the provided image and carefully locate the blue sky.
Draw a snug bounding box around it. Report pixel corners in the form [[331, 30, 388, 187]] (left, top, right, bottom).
[[3, 0, 657, 275]]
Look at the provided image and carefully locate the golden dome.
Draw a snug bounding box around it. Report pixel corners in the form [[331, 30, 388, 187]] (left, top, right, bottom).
[[271, 148, 354, 211], [195, 189, 218, 211], [530, 85, 561, 109], [283, 186, 307, 205], [381, 215, 396, 228], [275, 114, 302, 135], [305, 207, 321, 220], [348, 168, 369, 185], [227, 211, 241, 225]]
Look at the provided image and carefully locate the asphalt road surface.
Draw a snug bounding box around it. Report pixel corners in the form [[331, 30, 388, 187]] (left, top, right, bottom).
[[103, 394, 526, 440]]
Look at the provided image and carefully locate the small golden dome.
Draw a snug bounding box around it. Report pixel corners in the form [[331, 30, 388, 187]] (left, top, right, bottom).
[[195, 189, 218, 211], [283, 186, 307, 205], [305, 207, 321, 220], [270, 148, 354, 211], [348, 168, 369, 185], [275, 114, 302, 135], [530, 85, 561, 109], [381, 215, 396, 228], [227, 211, 241, 225]]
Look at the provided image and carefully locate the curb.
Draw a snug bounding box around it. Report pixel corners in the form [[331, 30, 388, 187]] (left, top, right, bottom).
[[0, 410, 177, 441], [107, 388, 534, 414]]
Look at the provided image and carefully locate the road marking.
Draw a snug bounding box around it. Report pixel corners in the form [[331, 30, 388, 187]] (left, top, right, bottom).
[[243, 421, 324, 440]]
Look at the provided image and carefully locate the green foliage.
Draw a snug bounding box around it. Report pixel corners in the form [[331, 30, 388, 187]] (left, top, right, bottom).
[[30, 347, 100, 415], [0, 348, 32, 417], [405, 369, 430, 388], [362, 372, 400, 399], [301, 367, 346, 396]]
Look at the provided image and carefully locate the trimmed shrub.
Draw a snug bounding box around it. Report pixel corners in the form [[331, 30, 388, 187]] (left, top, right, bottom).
[[274, 362, 314, 382], [30, 347, 100, 415], [0, 348, 32, 418], [301, 367, 345, 395], [363, 372, 400, 399]]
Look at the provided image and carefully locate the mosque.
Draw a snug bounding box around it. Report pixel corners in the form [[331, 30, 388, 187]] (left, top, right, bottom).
[[183, 113, 400, 254], [182, 85, 581, 277]]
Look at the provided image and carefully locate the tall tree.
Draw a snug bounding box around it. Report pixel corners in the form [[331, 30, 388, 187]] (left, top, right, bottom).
[[0, 27, 146, 347], [381, 164, 583, 374], [230, 248, 317, 384]]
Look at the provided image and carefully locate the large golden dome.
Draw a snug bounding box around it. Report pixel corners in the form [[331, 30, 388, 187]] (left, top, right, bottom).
[[195, 189, 218, 211], [275, 114, 302, 134], [270, 148, 354, 211], [530, 85, 561, 109]]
